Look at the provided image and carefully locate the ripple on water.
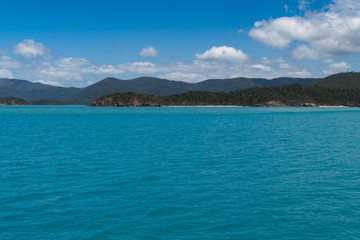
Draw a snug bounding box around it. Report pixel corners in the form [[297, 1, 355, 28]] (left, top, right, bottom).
[[1, 106, 360, 239]]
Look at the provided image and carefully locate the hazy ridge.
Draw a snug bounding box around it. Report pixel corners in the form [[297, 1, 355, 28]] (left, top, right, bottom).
[[0, 76, 319, 105]]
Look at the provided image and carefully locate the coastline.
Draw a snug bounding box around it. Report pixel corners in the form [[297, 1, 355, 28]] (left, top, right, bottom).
[[164, 105, 245, 107], [318, 105, 346, 107]]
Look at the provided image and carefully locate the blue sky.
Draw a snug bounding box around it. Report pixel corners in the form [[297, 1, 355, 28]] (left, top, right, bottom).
[[0, 0, 358, 87]]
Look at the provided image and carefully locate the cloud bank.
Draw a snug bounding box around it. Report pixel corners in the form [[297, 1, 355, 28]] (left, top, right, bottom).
[[249, 0, 360, 59], [0, 40, 315, 86]]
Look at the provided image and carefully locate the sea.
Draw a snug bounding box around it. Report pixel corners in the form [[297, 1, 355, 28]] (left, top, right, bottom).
[[1, 106, 360, 239]]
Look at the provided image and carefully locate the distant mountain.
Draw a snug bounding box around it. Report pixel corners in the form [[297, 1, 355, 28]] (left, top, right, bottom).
[[63, 77, 194, 104], [0, 78, 81, 102], [64, 76, 319, 104], [312, 72, 360, 88], [0, 76, 320, 105]]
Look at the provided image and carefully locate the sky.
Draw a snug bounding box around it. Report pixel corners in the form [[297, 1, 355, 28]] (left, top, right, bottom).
[[0, 0, 359, 87]]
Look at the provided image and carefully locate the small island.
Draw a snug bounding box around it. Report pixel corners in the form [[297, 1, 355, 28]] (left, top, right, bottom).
[[88, 84, 360, 107]]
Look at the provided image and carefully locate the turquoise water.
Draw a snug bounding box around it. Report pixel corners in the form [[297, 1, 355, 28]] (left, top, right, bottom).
[[1, 106, 360, 239]]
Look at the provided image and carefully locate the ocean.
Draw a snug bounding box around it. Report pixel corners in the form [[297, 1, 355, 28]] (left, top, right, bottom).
[[1, 106, 360, 239]]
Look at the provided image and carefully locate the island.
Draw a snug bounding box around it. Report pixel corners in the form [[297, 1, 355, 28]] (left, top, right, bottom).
[[88, 84, 360, 107]]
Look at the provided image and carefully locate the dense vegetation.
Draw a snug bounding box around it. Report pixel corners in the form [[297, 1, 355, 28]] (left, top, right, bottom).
[[31, 100, 69, 105], [0, 78, 80, 102], [90, 84, 360, 107], [2, 72, 360, 105], [64, 76, 319, 104], [0, 76, 319, 105], [0, 97, 70, 105], [0, 97, 29, 105], [312, 72, 360, 88]]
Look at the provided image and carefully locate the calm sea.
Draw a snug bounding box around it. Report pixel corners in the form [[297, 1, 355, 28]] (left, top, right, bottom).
[[1, 106, 360, 239]]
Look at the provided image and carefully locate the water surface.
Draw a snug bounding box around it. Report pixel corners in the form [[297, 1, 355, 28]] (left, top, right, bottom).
[[1, 106, 360, 239]]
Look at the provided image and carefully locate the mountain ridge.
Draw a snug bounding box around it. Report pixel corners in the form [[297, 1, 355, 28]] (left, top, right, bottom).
[[64, 76, 320, 104], [2, 73, 358, 105]]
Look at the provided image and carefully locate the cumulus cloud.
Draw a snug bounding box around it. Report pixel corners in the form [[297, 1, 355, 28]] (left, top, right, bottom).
[[0, 40, 317, 86], [0, 69, 14, 78], [4, 54, 314, 85], [249, 0, 360, 59], [196, 46, 249, 62], [140, 46, 158, 57], [14, 39, 51, 59]]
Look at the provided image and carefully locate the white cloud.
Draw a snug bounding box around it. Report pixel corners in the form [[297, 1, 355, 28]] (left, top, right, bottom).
[[7, 55, 314, 86], [298, 0, 311, 11], [292, 44, 323, 59], [279, 63, 292, 69], [39, 67, 83, 81], [120, 62, 158, 75], [36, 80, 63, 86], [261, 57, 285, 64], [86, 65, 125, 75], [249, 0, 360, 59], [0, 56, 22, 69], [329, 61, 350, 70], [1, 41, 317, 86], [14, 39, 51, 59], [0, 69, 14, 78], [160, 72, 203, 83], [196, 46, 249, 62], [140, 46, 158, 57], [55, 57, 90, 68], [250, 64, 272, 71], [323, 61, 350, 74]]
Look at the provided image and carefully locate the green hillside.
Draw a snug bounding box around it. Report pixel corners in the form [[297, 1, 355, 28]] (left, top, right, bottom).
[[312, 72, 360, 88], [0, 78, 81, 101], [67, 76, 319, 104], [0, 97, 29, 105], [89, 84, 360, 107]]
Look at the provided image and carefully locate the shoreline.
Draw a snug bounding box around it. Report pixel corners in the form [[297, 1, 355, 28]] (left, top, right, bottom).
[[318, 105, 346, 107], [0, 104, 352, 108]]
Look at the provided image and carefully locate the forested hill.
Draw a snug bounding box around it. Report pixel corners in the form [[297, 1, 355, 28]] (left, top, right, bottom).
[[89, 84, 360, 107], [312, 72, 360, 88], [2, 72, 360, 105], [0, 76, 318, 105], [64, 76, 319, 104], [0, 78, 80, 102]]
